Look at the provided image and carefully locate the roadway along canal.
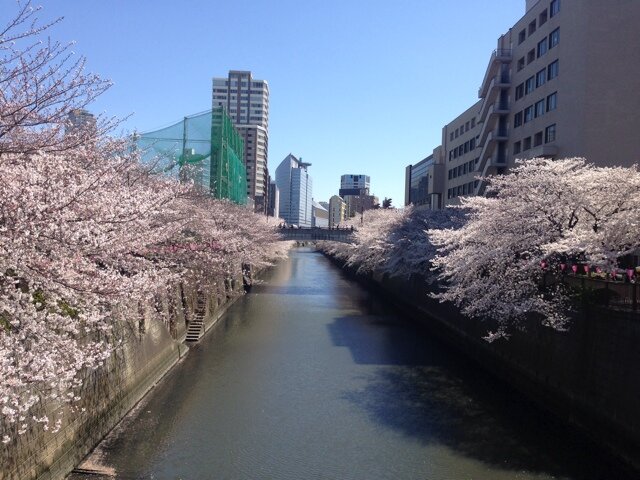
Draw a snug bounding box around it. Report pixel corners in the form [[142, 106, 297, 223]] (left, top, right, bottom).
[[74, 248, 633, 479]]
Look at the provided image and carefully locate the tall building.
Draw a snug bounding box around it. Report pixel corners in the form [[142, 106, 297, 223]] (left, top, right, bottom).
[[275, 154, 313, 227], [67, 109, 96, 134], [328, 195, 346, 228], [212, 70, 270, 212], [338, 173, 377, 217], [268, 180, 280, 218], [340, 175, 371, 197], [404, 155, 434, 208], [407, 0, 640, 209]]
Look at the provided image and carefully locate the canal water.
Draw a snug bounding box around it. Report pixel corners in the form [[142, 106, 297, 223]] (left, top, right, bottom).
[[75, 248, 632, 479]]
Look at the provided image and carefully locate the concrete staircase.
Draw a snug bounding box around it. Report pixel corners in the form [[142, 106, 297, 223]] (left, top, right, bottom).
[[185, 296, 206, 342]]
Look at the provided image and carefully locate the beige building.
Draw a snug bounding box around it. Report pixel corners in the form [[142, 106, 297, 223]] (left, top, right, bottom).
[[328, 195, 346, 228], [408, 0, 640, 208], [212, 71, 270, 212]]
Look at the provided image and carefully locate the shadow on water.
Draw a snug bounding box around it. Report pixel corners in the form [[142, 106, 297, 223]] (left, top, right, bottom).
[[327, 302, 635, 479]]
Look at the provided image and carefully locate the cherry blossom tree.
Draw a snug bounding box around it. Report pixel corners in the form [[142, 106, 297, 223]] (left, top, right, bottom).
[[320, 206, 464, 279], [0, 1, 116, 157], [429, 158, 640, 341], [0, 2, 287, 442]]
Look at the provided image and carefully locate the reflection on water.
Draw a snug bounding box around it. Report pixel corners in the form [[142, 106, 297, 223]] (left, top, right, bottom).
[[70, 248, 633, 480]]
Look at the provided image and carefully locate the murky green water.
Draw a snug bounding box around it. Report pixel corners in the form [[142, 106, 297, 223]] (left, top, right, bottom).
[[73, 248, 631, 479]]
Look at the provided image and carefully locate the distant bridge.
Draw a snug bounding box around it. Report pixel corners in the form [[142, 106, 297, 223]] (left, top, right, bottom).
[[276, 227, 355, 243]]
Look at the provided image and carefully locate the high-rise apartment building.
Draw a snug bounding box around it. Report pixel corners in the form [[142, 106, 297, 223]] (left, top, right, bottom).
[[406, 0, 640, 209], [275, 154, 313, 227], [212, 70, 270, 212], [67, 109, 96, 134]]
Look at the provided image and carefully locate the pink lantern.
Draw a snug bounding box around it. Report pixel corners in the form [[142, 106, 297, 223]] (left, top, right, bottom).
[[571, 265, 578, 274], [584, 265, 590, 274], [627, 269, 634, 280], [540, 260, 547, 269], [596, 267, 602, 274], [560, 263, 566, 272]]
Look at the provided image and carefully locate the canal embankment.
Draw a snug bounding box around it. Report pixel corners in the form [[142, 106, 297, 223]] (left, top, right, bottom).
[[323, 253, 640, 475], [1, 267, 252, 480]]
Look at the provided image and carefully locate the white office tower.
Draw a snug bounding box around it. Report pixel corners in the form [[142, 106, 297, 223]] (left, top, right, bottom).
[[275, 154, 313, 227]]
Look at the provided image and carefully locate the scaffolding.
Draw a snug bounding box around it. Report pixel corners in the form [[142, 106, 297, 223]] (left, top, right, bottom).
[[136, 108, 247, 205]]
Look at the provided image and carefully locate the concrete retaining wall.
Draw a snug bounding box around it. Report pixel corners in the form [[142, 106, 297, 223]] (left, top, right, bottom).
[[1, 271, 247, 480], [332, 258, 640, 474]]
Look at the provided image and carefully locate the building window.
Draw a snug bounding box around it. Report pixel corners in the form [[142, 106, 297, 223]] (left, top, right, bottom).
[[448, 169, 453, 179], [539, 9, 548, 25], [455, 128, 459, 138], [462, 183, 468, 195], [517, 57, 525, 71], [550, 0, 560, 17], [545, 124, 557, 142], [463, 163, 468, 174], [470, 138, 476, 149], [465, 121, 470, 131], [528, 20, 537, 35], [547, 92, 558, 111], [515, 83, 524, 100], [514, 111, 523, 128], [537, 38, 548, 57], [450, 132, 454, 141], [536, 68, 546, 87], [524, 105, 534, 123], [535, 99, 545, 117], [527, 49, 536, 64], [518, 29, 526, 44], [523, 137, 532, 150], [513, 141, 522, 154], [548, 60, 559, 79], [471, 118, 476, 128], [534, 131, 543, 146], [549, 28, 560, 49], [525, 76, 535, 94]]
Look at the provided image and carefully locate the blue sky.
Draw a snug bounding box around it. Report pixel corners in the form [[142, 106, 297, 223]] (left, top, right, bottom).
[[21, 0, 524, 205]]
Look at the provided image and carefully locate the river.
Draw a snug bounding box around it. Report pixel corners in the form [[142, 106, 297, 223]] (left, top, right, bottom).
[[72, 248, 632, 479]]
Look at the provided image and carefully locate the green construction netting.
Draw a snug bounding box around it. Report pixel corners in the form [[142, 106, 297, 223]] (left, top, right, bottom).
[[136, 108, 247, 205]]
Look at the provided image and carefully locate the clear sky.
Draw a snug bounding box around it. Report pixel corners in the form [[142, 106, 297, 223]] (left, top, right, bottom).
[[16, 0, 525, 205]]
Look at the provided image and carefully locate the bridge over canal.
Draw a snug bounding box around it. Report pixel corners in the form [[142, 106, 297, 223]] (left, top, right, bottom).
[[276, 227, 355, 243]]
